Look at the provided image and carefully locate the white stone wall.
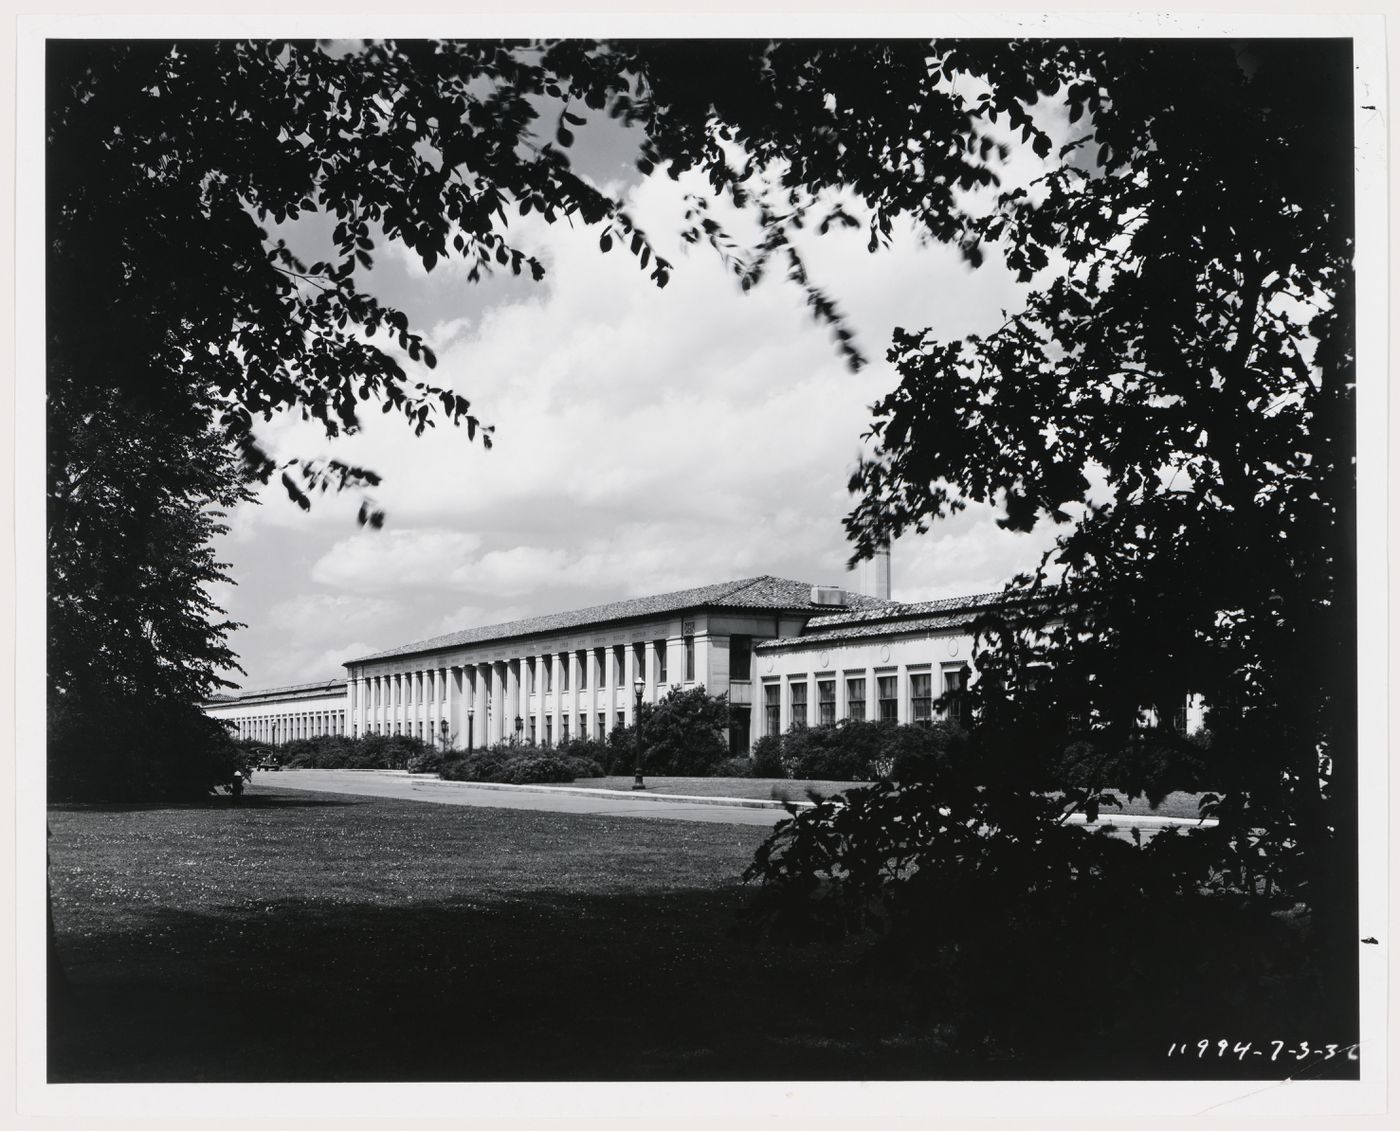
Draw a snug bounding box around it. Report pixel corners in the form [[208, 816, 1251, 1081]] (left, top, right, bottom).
[[204, 688, 348, 744]]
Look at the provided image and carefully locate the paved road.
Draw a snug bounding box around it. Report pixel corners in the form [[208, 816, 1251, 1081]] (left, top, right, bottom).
[[253, 768, 795, 826], [250, 769, 1215, 840]]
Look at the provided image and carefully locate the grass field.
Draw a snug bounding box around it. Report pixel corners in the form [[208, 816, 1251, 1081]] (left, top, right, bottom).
[[46, 782, 1326, 1084], [47, 787, 950, 1082]]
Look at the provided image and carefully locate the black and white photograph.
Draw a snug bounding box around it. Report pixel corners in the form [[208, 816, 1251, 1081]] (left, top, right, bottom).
[[13, 8, 1390, 1123]]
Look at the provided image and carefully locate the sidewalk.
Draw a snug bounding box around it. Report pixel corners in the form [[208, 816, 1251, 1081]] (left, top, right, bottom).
[[254, 768, 1218, 836]]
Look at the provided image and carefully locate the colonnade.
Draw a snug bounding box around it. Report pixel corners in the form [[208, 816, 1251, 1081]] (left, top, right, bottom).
[[351, 633, 708, 750], [233, 709, 348, 744]]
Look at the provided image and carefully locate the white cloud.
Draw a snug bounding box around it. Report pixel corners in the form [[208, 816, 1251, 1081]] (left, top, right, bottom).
[[310, 528, 484, 593], [221, 166, 1052, 687]]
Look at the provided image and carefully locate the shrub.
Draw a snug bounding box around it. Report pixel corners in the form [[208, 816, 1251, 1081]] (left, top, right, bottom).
[[750, 735, 786, 779], [740, 771, 1269, 1062], [635, 685, 732, 775], [709, 756, 754, 779], [439, 744, 578, 784], [277, 733, 431, 770]]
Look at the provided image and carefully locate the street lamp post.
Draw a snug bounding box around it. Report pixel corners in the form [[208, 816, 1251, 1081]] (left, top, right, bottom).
[[632, 675, 646, 791], [514, 715, 524, 746], [467, 707, 475, 755]]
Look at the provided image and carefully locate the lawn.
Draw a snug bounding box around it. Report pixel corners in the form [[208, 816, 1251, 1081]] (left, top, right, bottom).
[[46, 783, 1332, 1083], [47, 787, 944, 1082]]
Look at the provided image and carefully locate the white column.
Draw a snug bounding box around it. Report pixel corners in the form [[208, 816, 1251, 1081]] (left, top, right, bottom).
[[489, 662, 505, 744], [505, 660, 521, 744], [623, 643, 639, 726]]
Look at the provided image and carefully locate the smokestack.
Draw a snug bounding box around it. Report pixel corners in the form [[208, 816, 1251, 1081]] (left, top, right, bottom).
[[873, 540, 891, 601]]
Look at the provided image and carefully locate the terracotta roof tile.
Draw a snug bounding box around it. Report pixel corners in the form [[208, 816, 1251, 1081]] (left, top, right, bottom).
[[346, 575, 893, 665]]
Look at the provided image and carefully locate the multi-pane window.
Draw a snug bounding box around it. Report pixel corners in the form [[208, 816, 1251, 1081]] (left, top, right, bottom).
[[597, 711, 606, 738], [578, 651, 588, 689], [656, 640, 668, 684], [616, 710, 626, 732], [817, 679, 836, 726], [577, 712, 587, 738], [846, 677, 866, 721], [561, 654, 570, 692], [730, 635, 752, 681], [596, 648, 607, 688], [764, 683, 781, 736], [910, 672, 933, 723], [790, 680, 809, 728], [684, 636, 696, 682], [561, 716, 570, 743], [529, 718, 537, 745], [545, 718, 553, 746], [878, 675, 898, 721], [943, 665, 969, 722]]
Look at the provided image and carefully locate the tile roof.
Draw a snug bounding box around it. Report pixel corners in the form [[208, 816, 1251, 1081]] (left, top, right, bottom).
[[756, 587, 1056, 649], [206, 678, 345, 703], [347, 575, 894, 665]]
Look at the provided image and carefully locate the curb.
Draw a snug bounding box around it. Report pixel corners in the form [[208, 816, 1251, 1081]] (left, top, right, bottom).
[[406, 775, 814, 810], [270, 770, 1217, 825]]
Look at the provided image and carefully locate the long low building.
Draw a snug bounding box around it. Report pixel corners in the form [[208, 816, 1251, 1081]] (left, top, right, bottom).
[[204, 573, 1205, 752]]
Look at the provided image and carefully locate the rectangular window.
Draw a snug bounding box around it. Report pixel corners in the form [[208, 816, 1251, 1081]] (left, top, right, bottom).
[[544, 656, 553, 694], [596, 648, 607, 689], [578, 651, 588, 689], [730, 635, 752, 681], [817, 679, 836, 726], [685, 636, 696, 682], [878, 675, 898, 721], [616, 710, 625, 732], [614, 645, 624, 687], [728, 706, 751, 756], [561, 716, 570, 743], [597, 711, 606, 738], [577, 712, 586, 738], [561, 654, 570, 692], [529, 718, 537, 745], [790, 680, 808, 729], [846, 677, 866, 721], [943, 665, 969, 722], [656, 640, 668, 685], [911, 672, 933, 724], [545, 717, 552, 746], [527, 659, 535, 695], [764, 683, 781, 736]]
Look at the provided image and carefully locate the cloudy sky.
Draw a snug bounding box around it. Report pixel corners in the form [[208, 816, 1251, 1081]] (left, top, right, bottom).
[[212, 94, 1065, 691]]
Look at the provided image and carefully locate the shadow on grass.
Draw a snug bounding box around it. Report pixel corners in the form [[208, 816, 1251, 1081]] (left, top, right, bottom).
[[48, 880, 1358, 1084], [47, 795, 362, 814]]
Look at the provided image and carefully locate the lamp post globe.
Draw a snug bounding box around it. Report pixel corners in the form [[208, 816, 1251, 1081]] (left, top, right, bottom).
[[632, 676, 646, 790]]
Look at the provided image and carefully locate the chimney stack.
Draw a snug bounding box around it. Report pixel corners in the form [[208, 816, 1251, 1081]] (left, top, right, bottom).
[[872, 540, 891, 601]]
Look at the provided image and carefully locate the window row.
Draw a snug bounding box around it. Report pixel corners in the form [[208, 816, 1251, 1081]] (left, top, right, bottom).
[[763, 667, 969, 735]]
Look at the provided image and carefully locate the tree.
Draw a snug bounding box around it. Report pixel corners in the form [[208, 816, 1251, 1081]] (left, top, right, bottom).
[[45, 39, 674, 796], [621, 685, 731, 776]]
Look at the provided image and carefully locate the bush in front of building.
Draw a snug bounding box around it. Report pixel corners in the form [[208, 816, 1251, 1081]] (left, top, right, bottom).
[[275, 733, 429, 770], [746, 720, 971, 782], [439, 743, 582, 785]]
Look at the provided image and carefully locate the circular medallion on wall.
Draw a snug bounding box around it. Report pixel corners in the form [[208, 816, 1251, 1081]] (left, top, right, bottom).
[[947, 639, 959, 657], [879, 644, 891, 663], [818, 651, 829, 669]]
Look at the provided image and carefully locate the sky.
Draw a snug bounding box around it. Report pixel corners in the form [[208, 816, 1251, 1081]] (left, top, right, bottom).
[[211, 95, 1066, 692]]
